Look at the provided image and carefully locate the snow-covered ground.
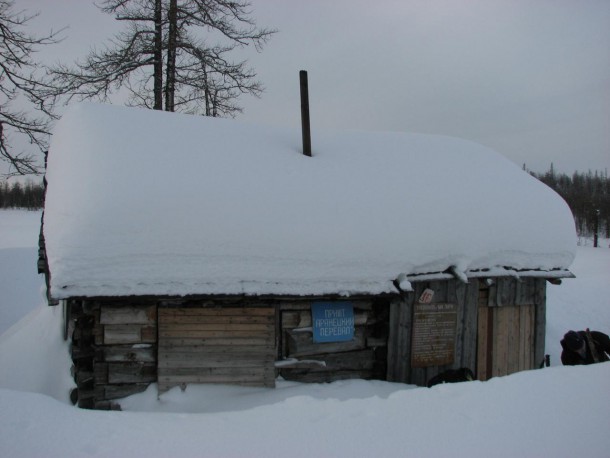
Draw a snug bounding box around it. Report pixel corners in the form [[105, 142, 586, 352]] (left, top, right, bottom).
[[0, 210, 609, 457]]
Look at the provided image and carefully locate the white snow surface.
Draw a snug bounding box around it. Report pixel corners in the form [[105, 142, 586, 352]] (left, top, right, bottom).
[[0, 212, 609, 457], [44, 103, 576, 298]]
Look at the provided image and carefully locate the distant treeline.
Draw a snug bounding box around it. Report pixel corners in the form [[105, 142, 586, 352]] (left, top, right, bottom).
[[2, 166, 609, 238], [529, 165, 609, 238], [0, 181, 44, 209]]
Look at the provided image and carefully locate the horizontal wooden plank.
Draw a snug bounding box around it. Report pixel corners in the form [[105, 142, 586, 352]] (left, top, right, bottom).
[[104, 384, 149, 400], [278, 350, 376, 372], [107, 363, 156, 384], [281, 311, 369, 329], [103, 345, 155, 363], [286, 328, 365, 357], [158, 359, 272, 369], [366, 337, 387, 347], [158, 371, 275, 386], [160, 315, 274, 325], [158, 344, 274, 354], [104, 325, 157, 344], [280, 369, 373, 383], [159, 307, 275, 317], [159, 337, 274, 346], [103, 325, 140, 345], [141, 326, 156, 343], [159, 352, 275, 363], [159, 329, 274, 339], [159, 323, 274, 332], [100, 305, 156, 325], [158, 366, 273, 378], [158, 380, 273, 392]]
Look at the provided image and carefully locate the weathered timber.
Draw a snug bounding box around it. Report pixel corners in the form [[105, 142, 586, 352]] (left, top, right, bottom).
[[534, 279, 546, 367], [103, 345, 156, 363], [94, 362, 109, 384], [158, 343, 274, 354], [160, 337, 274, 346], [281, 369, 375, 383], [69, 298, 159, 409], [157, 366, 275, 388], [477, 305, 490, 381], [103, 324, 140, 344], [159, 322, 274, 332], [366, 337, 387, 347], [296, 350, 375, 371], [285, 327, 365, 357], [158, 358, 272, 369], [104, 384, 149, 400], [157, 306, 276, 391], [281, 310, 370, 329], [107, 362, 156, 384], [386, 295, 413, 382], [100, 305, 156, 325], [159, 329, 274, 338], [459, 279, 479, 372], [159, 307, 275, 317], [161, 315, 274, 325], [497, 277, 516, 307]]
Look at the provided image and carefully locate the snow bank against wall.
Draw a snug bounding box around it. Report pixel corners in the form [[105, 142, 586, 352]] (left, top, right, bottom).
[[43, 103, 576, 298]]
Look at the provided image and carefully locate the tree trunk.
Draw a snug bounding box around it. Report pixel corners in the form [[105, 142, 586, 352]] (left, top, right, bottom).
[[165, 0, 177, 112], [153, 0, 163, 110]]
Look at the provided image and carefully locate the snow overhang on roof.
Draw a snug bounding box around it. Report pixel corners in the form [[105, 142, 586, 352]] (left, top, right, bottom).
[[43, 103, 577, 299]]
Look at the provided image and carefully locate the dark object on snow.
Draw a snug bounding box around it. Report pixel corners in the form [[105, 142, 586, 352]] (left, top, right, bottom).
[[560, 329, 610, 365], [427, 368, 474, 388], [539, 354, 550, 368]]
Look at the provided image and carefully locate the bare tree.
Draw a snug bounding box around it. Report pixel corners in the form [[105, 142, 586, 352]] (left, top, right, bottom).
[[0, 0, 61, 176], [48, 0, 275, 117]]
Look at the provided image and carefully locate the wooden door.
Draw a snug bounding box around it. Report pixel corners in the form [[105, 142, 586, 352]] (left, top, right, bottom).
[[477, 303, 535, 380]]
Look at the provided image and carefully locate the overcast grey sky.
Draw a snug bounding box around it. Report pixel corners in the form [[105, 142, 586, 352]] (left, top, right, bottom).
[[19, 0, 610, 174]]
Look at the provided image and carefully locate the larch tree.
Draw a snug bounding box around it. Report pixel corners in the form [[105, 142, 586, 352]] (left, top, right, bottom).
[[0, 0, 61, 176], [47, 0, 275, 117]]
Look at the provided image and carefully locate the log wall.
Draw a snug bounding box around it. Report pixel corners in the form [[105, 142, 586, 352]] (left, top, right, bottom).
[[66, 278, 546, 409], [69, 299, 158, 410], [277, 299, 389, 383]]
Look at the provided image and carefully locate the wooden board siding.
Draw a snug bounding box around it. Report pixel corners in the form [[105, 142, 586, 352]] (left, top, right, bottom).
[[386, 279, 479, 386], [476, 277, 546, 380], [157, 307, 276, 392], [387, 277, 544, 386], [476, 303, 536, 379]]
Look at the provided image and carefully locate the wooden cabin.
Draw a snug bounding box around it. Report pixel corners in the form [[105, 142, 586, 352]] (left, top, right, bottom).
[[39, 103, 576, 409]]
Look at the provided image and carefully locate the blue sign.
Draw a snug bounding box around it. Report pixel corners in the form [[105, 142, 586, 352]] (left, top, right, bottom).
[[311, 302, 354, 343]]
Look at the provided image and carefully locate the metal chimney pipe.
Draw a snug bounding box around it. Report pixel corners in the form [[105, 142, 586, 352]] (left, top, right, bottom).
[[299, 70, 312, 157]]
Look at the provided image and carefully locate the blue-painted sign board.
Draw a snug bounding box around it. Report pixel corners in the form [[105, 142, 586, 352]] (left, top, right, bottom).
[[311, 302, 354, 343]]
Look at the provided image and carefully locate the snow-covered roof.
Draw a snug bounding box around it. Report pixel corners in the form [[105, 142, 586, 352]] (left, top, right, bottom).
[[43, 103, 576, 299]]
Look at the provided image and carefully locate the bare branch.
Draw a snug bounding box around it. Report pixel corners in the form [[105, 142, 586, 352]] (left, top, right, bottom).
[[47, 0, 275, 118], [0, 0, 62, 176]]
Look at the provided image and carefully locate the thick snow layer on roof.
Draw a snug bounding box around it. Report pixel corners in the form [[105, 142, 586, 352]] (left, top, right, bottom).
[[43, 103, 576, 298]]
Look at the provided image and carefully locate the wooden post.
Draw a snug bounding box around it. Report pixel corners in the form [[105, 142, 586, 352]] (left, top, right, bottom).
[[299, 70, 312, 157]]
